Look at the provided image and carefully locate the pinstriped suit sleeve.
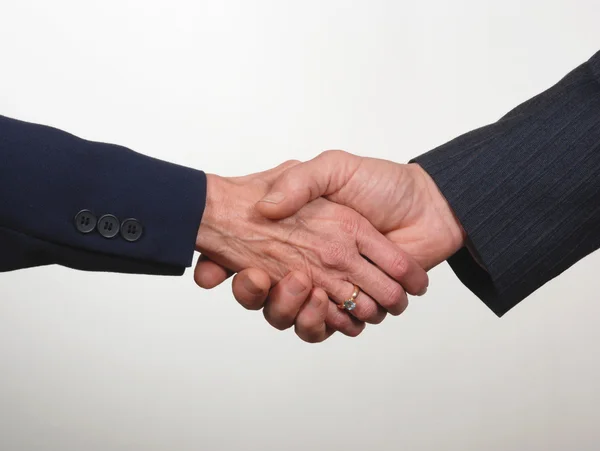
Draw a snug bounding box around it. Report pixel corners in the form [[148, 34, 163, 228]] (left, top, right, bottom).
[[413, 50, 600, 316]]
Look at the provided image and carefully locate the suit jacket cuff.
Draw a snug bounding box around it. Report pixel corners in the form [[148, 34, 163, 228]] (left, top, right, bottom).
[[0, 115, 206, 275], [412, 50, 600, 316]]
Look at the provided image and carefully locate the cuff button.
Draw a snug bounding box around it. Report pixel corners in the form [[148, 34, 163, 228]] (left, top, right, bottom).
[[74, 210, 97, 234], [97, 214, 120, 238], [121, 219, 143, 242]]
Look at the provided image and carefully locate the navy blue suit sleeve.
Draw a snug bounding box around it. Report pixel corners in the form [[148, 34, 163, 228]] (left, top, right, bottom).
[[413, 50, 600, 316], [0, 115, 206, 275]]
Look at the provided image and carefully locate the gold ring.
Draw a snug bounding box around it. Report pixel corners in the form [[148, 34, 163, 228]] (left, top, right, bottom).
[[338, 285, 360, 311]]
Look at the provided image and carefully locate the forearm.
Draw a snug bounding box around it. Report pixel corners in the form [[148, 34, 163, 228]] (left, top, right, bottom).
[[413, 50, 600, 316], [0, 115, 206, 274]]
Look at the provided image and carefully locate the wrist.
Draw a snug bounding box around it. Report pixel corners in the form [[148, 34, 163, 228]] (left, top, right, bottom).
[[196, 173, 230, 255], [409, 163, 466, 255]]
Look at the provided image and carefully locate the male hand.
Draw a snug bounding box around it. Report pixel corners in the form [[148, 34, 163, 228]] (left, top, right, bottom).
[[196, 151, 465, 342], [257, 151, 465, 270]]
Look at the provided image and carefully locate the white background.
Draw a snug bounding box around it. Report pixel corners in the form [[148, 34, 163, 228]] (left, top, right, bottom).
[[1, 1, 599, 450]]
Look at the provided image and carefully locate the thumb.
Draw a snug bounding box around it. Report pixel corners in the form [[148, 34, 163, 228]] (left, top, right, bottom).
[[256, 150, 359, 219]]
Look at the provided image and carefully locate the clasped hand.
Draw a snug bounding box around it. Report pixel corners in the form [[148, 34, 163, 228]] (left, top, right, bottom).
[[194, 151, 465, 342]]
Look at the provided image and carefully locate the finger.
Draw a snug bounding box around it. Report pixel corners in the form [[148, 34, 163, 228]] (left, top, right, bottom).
[[194, 255, 233, 289], [357, 221, 429, 296], [325, 301, 366, 337], [294, 288, 331, 343], [352, 258, 409, 316], [325, 278, 387, 324], [351, 249, 408, 316], [256, 150, 361, 220], [231, 268, 272, 310], [263, 272, 312, 330]]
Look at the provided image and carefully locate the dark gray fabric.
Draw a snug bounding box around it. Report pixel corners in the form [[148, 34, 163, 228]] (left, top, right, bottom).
[[413, 50, 600, 316]]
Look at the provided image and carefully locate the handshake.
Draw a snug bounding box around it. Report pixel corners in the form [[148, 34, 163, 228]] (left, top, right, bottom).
[[193, 150, 465, 343], [3, 52, 597, 334]]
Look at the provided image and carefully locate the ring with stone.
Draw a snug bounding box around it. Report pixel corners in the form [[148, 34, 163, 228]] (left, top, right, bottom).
[[339, 285, 361, 312]]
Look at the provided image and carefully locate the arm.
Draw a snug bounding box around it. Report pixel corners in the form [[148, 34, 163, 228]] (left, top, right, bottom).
[[0, 115, 206, 275], [413, 50, 600, 316]]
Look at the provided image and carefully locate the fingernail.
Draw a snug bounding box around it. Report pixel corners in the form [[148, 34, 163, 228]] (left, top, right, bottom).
[[286, 275, 307, 295], [417, 287, 428, 296], [243, 277, 263, 295], [259, 192, 285, 204]]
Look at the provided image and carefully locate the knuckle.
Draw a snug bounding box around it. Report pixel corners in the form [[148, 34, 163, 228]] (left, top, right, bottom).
[[281, 159, 301, 169], [339, 214, 360, 235], [390, 252, 410, 279], [380, 283, 406, 309], [320, 241, 350, 269], [322, 149, 348, 160], [356, 301, 380, 322]]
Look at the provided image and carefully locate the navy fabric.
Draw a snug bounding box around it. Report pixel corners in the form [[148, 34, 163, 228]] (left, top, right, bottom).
[[414, 50, 600, 316], [0, 115, 206, 275]]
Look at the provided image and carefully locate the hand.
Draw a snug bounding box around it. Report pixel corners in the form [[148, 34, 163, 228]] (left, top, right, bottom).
[[195, 161, 429, 336], [196, 151, 464, 342], [257, 151, 465, 270]]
